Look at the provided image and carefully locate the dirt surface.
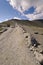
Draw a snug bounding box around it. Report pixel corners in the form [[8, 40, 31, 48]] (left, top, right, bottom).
[[21, 25, 43, 47], [0, 25, 40, 65]]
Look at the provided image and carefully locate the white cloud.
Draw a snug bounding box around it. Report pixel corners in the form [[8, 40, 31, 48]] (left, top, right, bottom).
[[14, 17, 21, 20], [26, 12, 43, 20], [4, 18, 9, 21], [0, 18, 9, 23], [7, 0, 43, 20]]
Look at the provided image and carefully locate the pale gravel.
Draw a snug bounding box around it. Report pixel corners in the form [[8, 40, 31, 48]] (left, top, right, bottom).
[[0, 26, 40, 65]]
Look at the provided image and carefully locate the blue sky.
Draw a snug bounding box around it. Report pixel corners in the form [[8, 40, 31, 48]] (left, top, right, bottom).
[[0, 0, 43, 22], [24, 6, 35, 14], [0, 0, 29, 22]]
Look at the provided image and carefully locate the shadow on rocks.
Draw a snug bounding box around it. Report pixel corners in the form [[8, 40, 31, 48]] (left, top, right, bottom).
[[31, 37, 40, 47], [40, 60, 43, 65]]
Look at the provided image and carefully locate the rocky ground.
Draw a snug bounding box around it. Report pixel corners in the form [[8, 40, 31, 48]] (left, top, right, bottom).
[[0, 24, 43, 65]]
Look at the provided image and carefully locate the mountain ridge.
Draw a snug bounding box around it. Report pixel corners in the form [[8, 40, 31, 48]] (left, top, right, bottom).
[[0, 19, 43, 27]]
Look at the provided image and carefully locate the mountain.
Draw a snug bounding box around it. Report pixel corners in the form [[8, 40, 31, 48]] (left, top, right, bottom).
[[0, 19, 43, 27]]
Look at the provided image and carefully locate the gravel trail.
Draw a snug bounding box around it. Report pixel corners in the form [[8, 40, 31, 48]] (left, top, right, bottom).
[[0, 26, 40, 65]]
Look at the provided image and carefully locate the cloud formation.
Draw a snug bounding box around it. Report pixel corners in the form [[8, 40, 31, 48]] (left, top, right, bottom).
[[7, 0, 43, 20], [14, 17, 21, 20]]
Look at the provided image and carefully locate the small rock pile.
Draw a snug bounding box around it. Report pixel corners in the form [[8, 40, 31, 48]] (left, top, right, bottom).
[[27, 35, 43, 65]]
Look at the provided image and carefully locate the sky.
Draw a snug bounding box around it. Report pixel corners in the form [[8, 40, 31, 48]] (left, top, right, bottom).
[[0, 0, 43, 22]]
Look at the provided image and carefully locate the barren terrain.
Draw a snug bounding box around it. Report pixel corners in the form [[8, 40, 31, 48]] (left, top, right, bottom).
[[0, 20, 43, 65]]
